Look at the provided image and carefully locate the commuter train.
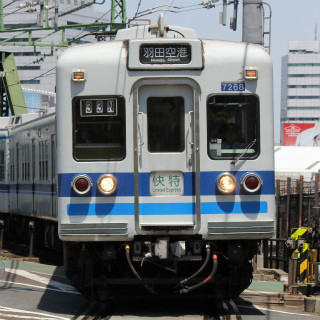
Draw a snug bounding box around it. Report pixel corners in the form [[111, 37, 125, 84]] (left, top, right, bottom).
[[0, 16, 275, 299]]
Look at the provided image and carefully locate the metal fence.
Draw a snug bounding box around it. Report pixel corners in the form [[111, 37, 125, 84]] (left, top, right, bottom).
[[263, 174, 320, 277]]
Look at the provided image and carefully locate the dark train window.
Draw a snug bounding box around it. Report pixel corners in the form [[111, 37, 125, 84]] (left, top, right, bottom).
[[147, 97, 185, 152], [0, 150, 4, 181], [207, 95, 259, 159], [72, 96, 126, 161]]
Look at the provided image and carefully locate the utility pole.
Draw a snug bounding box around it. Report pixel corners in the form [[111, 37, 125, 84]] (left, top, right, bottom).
[[110, 0, 126, 38]]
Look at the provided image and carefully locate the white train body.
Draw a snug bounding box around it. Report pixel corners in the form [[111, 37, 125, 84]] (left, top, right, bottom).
[[56, 26, 274, 243]]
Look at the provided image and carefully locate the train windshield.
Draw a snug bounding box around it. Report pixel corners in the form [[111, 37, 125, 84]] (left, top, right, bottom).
[[147, 96, 185, 153], [207, 95, 259, 159], [72, 96, 126, 161]]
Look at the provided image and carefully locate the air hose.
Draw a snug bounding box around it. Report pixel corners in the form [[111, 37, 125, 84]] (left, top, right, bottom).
[[125, 245, 157, 295], [125, 245, 142, 280], [180, 244, 211, 286], [179, 253, 218, 294]]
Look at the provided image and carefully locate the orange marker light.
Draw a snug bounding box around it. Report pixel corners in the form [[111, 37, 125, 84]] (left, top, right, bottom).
[[72, 70, 86, 82], [245, 69, 258, 80]]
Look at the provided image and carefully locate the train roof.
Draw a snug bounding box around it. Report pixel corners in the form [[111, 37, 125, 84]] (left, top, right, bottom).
[[0, 108, 55, 131], [115, 24, 197, 40]]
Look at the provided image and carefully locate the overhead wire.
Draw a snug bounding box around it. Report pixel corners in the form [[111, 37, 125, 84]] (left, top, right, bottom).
[[3, 0, 17, 9], [26, 66, 56, 81], [164, 0, 176, 14], [131, 1, 217, 21], [133, 0, 142, 20], [67, 7, 112, 44], [4, 7, 23, 16]]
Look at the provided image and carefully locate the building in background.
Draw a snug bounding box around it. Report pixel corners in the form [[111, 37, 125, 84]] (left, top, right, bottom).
[[281, 40, 320, 146], [275, 146, 320, 180], [23, 88, 55, 112], [0, 0, 109, 112]]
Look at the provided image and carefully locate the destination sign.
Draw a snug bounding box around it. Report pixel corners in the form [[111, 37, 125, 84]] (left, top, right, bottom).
[[80, 99, 117, 117], [140, 44, 191, 64]]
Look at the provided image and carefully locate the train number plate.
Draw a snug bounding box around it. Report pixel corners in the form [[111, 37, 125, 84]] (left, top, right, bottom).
[[221, 82, 245, 91], [80, 99, 117, 117], [150, 171, 184, 196]]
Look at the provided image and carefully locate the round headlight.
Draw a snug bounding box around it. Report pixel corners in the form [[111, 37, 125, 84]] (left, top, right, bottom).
[[97, 174, 117, 195], [241, 173, 263, 193], [217, 173, 237, 194], [71, 175, 93, 195]]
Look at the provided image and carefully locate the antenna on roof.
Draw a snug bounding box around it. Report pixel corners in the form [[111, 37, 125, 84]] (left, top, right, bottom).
[[315, 23, 318, 41]]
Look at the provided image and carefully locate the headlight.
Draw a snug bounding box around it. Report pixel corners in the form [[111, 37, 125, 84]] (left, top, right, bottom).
[[241, 173, 263, 193], [97, 174, 117, 195], [71, 175, 93, 195], [217, 173, 236, 194]]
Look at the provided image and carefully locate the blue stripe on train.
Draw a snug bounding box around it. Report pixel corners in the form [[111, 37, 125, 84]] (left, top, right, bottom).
[[59, 171, 275, 197], [67, 201, 268, 216], [2, 183, 55, 195], [58, 172, 135, 197]]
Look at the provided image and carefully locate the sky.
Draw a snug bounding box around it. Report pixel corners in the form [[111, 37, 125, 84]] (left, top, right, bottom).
[[121, 0, 320, 143]]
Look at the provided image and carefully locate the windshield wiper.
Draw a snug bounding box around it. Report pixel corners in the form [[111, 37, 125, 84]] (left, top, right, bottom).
[[231, 139, 256, 166]]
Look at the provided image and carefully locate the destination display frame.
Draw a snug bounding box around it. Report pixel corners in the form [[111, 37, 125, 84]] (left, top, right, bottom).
[[139, 44, 192, 65]]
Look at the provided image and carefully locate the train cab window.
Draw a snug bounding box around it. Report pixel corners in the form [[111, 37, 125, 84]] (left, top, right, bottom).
[[207, 95, 259, 159], [72, 96, 126, 161], [147, 97, 185, 153]]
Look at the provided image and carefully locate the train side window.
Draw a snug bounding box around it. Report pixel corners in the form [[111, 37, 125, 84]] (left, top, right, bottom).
[[207, 95, 260, 159], [9, 148, 14, 182], [38, 141, 48, 181], [21, 144, 30, 181], [22, 145, 24, 180], [0, 150, 4, 181], [39, 142, 43, 180], [72, 96, 126, 161], [147, 96, 185, 153]]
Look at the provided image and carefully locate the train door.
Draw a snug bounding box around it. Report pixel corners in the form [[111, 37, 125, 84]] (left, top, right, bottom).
[[51, 134, 56, 217], [133, 80, 201, 234], [15, 143, 19, 209]]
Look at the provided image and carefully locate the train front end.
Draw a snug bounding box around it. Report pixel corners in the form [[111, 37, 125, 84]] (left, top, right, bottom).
[[56, 20, 274, 299]]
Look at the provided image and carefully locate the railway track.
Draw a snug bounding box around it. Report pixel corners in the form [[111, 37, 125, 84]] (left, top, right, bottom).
[[71, 298, 243, 320]]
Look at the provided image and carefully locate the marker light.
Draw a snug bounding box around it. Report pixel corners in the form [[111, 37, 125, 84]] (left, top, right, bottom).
[[217, 173, 237, 194], [72, 70, 86, 82], [71, 175, 93, 195], [241, 173, 263, 193], [245, 68, 258, 80], [97, 174, 117, 195]]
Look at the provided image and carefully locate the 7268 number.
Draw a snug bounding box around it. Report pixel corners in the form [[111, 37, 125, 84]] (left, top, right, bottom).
[[221, 82, 245, 91]]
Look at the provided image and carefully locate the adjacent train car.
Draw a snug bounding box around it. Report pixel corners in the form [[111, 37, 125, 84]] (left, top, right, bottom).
[[0, 118, 10, 213], [0, 111, 58, 248], [56, 17, 275, 299]]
